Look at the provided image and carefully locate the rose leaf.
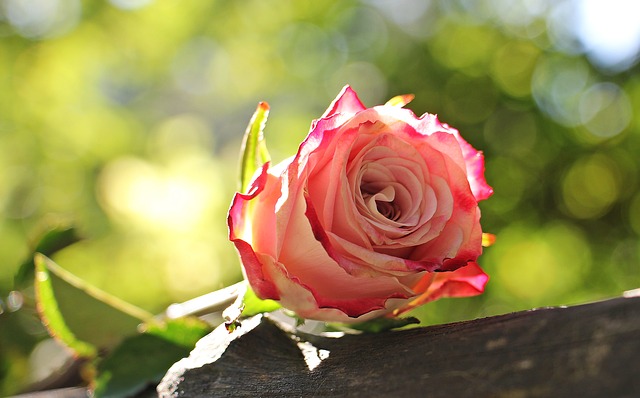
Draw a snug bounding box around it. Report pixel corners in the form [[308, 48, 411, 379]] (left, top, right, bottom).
[[33, 254, 97, 358], [34, 254, 153, 354], [92, 317, 211, 398], [143, 316, 211, 348], [347, 316, 421, 333], [14, 224, 82, 289]]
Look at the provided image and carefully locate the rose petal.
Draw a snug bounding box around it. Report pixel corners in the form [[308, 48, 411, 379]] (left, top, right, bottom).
[[327, 232, 444, 275], [264, 257, 407, 323], [409, 206, 483, 271], [228, 163, 281, 299], [320, 85, 367, 120], [396, 262, 489, 315], [232, 240, 280, 300], [270, 182, 416, 304], [417, 114, 493, 201], [369, 105, 493, 201], [228, 162, 272, 245]]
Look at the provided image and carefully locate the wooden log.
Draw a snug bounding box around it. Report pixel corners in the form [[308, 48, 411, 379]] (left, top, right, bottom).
[[157, 295, 640, 397]]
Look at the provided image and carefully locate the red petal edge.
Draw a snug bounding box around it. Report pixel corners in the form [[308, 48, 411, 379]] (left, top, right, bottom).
[[228, 162, 280, 300], [417, 114, 493, 201], [396, 262, 488, 315], [320, 85, 367, 119], [317, 293, 409, 319]]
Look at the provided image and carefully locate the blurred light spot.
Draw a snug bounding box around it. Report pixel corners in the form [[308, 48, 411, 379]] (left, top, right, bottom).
[[366, 0, 435, 38], [489, 0, 548, 29], [531, 55, 592, 127], [3, 173, 40, 220], [431, 23, 500, 74], [2, 0, 80, 39], [279, 23, 332, 79], [490, 223, 591, 301], [444, 75, 498, 124], [484, 109, 538, 156], [365, 0, 430, 27], [575, 0, 640, 72], [626, 77, 640, 131], [39, 163, 85, 213], [561, 155, 621, 219], [328, 62, 387, 105], [36, 270, 48, 282], [171, 37, 224, 95], [483, 157, 527, 214], [546, 0, 583, 55], [7, 291, 23, 312], [98, 156, 223, 232], [609, 239, 640, 291], [109, 0, 153, 10], [0, 219, 33, 286], [628, 193, 640, 236], [491, 41, 540, 98], [149, 114, 214, 159], [579, 82, 631, 139], [162, 240, 223, 300], [335, 6, 388, 55]]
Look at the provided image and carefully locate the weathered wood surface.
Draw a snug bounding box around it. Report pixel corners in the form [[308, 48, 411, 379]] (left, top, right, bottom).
[[158, 295, 640, 398]]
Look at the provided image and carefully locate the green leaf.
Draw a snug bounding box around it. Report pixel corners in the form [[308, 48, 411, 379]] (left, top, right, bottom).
[[14, 225, 81, 289], [241, 285, 281, 318], [143, 317, 211, 349], [93, 317, 211, 398], [239, 102, 270, 193], [34, 254, 153, 354], [345, 316, 421, 334], [34, 254, 97, 358]]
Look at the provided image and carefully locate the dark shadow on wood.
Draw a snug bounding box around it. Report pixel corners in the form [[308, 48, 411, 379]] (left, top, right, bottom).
[[157, 295, 640, 398]]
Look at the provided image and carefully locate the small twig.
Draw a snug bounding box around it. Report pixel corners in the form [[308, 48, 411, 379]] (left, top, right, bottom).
[[162, 281, 245, 320]]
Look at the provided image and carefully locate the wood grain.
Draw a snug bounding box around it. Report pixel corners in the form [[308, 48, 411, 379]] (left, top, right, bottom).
[[157, 295, 640, 397]]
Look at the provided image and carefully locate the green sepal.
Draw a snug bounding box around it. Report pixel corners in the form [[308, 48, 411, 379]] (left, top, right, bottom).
[[239, 102, 271, 193], [240, 285, 281, 318]]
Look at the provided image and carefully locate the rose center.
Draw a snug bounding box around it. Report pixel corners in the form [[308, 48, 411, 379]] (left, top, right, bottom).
[[361, 184, 401, 221]]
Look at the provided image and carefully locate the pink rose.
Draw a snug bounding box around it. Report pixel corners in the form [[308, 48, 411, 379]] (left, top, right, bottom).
[[228, 86, 492, 323]]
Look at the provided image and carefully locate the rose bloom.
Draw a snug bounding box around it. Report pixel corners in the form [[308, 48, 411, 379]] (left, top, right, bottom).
[[229, 86, 493, 323]]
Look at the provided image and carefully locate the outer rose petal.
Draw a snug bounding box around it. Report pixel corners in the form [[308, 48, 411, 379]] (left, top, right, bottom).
[[417, 114, 493, 201], [228, 163, 280, 300], [396, 262, 489, 315], [320, 85, 366, 120], [265, 256, 408, 323]]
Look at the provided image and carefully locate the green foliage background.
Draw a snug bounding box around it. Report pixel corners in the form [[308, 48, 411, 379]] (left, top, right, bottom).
[[1, 0, 640, 393]]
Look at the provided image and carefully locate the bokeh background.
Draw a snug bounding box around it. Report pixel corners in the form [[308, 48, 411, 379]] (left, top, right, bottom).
[[2, 0, 640, 393]]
